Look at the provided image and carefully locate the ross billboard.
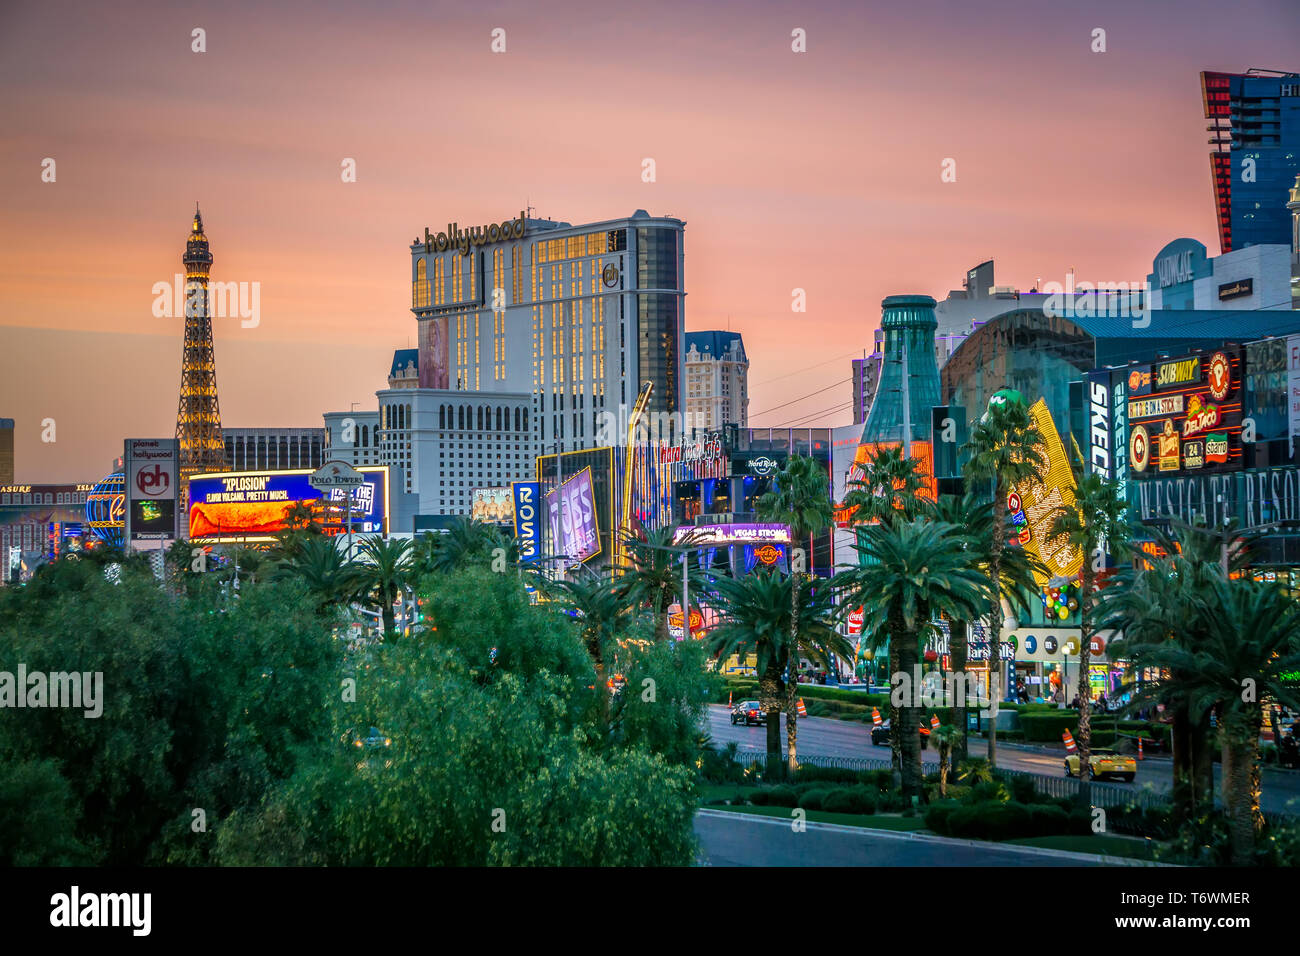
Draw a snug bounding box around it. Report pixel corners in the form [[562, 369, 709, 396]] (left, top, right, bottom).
[[124, 438, 179, 542], [1124, 347, 1242, 478], [511, 482, 541, 561], [187, 466, 389, 542], [471, 487, 514, 524], [545, 467, 600, 563]]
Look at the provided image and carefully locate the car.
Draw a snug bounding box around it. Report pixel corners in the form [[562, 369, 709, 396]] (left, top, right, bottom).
[[871, 720, 891, 746], [1064, 749, 1136, 782], [730, 700, 763, 726], [871, 720, 928, 750]]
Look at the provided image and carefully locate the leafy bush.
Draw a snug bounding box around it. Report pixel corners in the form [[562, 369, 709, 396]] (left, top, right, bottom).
[[966, 780, 1011, 804], [798, 788, 830, 811], [924, 799, 962, 835], [822, 787, 877, 815], [759, 785, 799, 808], [1009, 774, 1037, 804]]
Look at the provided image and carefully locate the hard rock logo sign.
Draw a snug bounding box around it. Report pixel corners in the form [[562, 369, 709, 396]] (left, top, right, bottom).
[[754, 543, 782, 565]]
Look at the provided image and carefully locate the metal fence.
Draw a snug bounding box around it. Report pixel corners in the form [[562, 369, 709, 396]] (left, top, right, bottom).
[[726, 748, 1173, 812]]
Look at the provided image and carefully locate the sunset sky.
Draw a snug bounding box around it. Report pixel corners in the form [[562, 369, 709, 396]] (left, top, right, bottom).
[[2, 0, 1297, 482]]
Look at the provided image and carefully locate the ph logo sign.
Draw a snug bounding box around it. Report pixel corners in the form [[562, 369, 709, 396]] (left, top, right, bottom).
[[135, 465, 170, 497]]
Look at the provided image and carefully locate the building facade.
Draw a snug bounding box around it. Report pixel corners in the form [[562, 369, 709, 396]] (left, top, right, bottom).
[[409, 210, 686, 457], [684, 331, 748, 434], [323, 411, 382, 468], [0, 419, 12, 486], [1201, 69, 1300, 253], [222, 427, 325, 472]]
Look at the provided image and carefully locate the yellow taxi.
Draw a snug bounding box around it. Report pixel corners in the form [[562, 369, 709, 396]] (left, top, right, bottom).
[[1064, 749, 1136, 782]]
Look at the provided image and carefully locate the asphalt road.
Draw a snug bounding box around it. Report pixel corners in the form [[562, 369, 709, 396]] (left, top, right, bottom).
[[694, 810, 1103, 866], [706, 704, 1300, 815]]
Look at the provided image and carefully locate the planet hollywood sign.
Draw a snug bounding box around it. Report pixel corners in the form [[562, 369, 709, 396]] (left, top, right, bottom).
[[418, 212, 526, 257]]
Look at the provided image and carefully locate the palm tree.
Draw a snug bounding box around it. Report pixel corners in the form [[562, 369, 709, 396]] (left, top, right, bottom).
[[417, 516, 506, 575], [927, 492, 1044, 763], [616, 526, 700, 643], [842, 445, 930, 528], [835, 518, 988, 798], [1096, 519, 1259, 819], [960, 396, 1045, 766], [274, 534, 357, 615], [709, 569, 850, 775], [548, 574, 629, 731], [1048, 467, 1133, 806], [1122, 575, 1300, 864], [353, 536, 413, 639], [843, 446, 932, 773], [755, 453, 834, 774]]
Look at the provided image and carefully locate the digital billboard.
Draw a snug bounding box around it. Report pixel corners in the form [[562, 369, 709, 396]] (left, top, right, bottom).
[[545, 467, 600, 563], [1125, 348, 1242, 479], [511, 481, 541, 561], [187, 466, 389, 542], [125, 438, 179, 541], [470, 487, 514, 524], [1010, 399, 1083, 586]]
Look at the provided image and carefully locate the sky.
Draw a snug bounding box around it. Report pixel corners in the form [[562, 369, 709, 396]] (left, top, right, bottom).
[[2, 0, 1298, 482]]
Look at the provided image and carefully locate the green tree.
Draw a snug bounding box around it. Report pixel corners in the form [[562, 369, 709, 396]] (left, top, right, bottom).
[[835, 519, 988, 798], [755, 453, 834, 773], [960, 397, 1045, 765], [1048, 467, 1134, 806], [928, 492, 1043, 763], [548, 572, 630, 731], [274, 533, 358, 618], [1095, 520, 1253, 818], [709, 569, 850, 776], [843, 445, 930, 528], [616, 526, 699, 643], [353, 535, 413, 638], [1121, 575, 1300, 864]]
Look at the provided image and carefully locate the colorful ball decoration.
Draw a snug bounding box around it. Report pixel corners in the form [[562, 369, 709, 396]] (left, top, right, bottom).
[[85, 472, 126, 547], [1057, 606, 1068, 620]]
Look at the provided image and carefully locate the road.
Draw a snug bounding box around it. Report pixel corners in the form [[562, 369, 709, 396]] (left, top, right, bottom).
[[694, 810, 1104, 866], [706, 704, 1300, 815]]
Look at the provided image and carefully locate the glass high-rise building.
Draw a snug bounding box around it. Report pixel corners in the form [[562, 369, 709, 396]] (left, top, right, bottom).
[[1201, 69, 1300, 253], [409, 209, 686, 456]]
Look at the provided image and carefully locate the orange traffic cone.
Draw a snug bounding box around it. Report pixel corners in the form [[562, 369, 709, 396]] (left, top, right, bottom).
[[872, 707, 882, 726], [1062, 729, 1077, 753], [728, 690, 733, 707], [930, 714, 940, 732], [797, 698, 808, 718], [1137, 735, 1144, 761]]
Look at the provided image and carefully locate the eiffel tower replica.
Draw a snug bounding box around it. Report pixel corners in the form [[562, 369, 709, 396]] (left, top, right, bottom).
[[175, 205, 226, 510]]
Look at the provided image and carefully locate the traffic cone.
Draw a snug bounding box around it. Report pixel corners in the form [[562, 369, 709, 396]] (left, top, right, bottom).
[[872, 707, 882, 726], [797, 698, 808, 717], [930, 713, 940, 732], [1137, 735, 1144, 761], [1062, 729, 1077, 753], [728, 690, 733, 707]]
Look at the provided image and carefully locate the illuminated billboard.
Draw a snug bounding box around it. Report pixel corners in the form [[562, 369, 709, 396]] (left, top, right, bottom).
[[511, 482, 541, 561], [1010, 399, 1083, 585], [545, 467, 600, 563], [187, 466, 390, 542], [470, 487, 514, 524], [125, 438, 179, 541], [1123, 348, 1242, 478]]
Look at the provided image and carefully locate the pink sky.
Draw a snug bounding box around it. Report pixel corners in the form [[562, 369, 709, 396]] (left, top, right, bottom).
[[2, 0, 1297, 481]]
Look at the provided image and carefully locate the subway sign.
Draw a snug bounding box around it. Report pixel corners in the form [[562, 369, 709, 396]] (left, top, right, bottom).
[[1120, 348, 1242, 479]]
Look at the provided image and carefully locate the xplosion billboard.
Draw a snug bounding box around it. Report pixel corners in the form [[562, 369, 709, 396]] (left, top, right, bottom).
[[187, 466, 390, 542]]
